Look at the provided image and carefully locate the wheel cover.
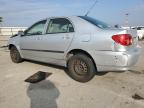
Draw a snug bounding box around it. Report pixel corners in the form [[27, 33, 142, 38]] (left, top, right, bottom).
[[73, 59, 88, 76]]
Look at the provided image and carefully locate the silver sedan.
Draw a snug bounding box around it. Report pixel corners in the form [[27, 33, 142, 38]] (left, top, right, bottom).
[[8, 16, 141, 82]]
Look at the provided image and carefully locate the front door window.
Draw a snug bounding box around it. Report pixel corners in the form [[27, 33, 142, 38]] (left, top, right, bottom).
[[24, 20, 46, 36]]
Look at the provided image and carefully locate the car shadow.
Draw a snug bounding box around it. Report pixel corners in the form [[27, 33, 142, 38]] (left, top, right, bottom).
[[25, 60, 71, 76], [24, 60, 109, 76], [25, 60, 65, 70], [128, 70, 144, 74], [27, 80, 60, 108]]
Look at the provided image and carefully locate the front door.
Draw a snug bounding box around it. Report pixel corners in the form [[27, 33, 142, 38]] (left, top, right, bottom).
[[20, 20, 47, 60]]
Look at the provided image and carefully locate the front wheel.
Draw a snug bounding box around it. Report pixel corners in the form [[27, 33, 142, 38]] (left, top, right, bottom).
[[10, 46, 23, 63], [67, 54, 96, 82]]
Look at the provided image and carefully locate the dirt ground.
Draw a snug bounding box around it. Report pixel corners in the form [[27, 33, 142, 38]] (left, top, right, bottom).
[[0, 42, 144, 108]]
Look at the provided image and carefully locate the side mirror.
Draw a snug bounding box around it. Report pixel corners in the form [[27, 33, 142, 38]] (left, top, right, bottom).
[[18, 30, 24, 36]]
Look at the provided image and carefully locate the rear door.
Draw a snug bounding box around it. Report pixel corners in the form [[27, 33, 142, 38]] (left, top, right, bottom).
[[41, 18, 75, 60]]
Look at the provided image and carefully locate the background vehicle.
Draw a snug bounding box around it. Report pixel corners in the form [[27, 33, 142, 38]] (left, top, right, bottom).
[[137, 26, 144, 40], [8, 16, 140, 82], [132, 26, 144, 40]]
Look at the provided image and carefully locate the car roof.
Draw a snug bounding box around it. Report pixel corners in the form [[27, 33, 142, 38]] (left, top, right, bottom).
[[44, 16, 78, 19]]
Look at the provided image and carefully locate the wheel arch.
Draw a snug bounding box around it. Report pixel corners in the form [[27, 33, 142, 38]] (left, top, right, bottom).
[[8, 44, 23, 57], [66, 49, 97, 71], [8, 44, 15, 50]]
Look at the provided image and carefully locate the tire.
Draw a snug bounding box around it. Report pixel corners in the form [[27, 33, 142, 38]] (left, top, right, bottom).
[[67, 53, 96, 82], [10, 46, 23, 63]]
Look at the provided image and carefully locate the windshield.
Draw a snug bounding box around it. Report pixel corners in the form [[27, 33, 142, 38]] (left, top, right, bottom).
[[79, 16, 110, 29]]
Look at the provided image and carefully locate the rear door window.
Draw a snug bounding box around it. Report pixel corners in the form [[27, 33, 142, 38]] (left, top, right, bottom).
[[46, 18, 74, 34]]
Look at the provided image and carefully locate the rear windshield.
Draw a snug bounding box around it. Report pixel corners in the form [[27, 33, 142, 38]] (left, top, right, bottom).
[[79, 16, 110, 29]]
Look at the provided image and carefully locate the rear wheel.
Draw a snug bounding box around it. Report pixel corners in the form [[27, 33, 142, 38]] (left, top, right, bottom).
[[10, 46, 23, 63], [67, 53, 96, 82]]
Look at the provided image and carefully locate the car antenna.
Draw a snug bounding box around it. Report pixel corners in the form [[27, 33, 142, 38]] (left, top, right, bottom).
[[85, 0, 98, 16]]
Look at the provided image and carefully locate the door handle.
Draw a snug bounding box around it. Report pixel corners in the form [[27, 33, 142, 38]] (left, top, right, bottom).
[[37, 37, 41, 40], [62, 35, 70, 40]]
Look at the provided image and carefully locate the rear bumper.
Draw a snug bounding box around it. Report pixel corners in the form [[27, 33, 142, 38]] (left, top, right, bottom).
[[94, 47, 141, 72]]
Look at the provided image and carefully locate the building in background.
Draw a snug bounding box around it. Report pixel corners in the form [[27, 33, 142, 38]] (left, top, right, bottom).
[[0, 27, 27, 46]]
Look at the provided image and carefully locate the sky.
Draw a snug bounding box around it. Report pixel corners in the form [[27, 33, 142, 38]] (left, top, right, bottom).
[[0, 0, 144, 27]]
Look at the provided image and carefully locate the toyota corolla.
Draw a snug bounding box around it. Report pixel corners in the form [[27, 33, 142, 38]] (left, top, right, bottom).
[[8, 16, 140, 82]]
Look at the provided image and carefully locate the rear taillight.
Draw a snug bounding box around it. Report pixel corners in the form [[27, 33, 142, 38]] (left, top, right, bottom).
[[112, 34, 132, 46]]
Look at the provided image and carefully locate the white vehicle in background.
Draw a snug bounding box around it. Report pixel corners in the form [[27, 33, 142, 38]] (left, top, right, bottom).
[[137, 26, 144, 40], [132, 26, 144, 40]]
